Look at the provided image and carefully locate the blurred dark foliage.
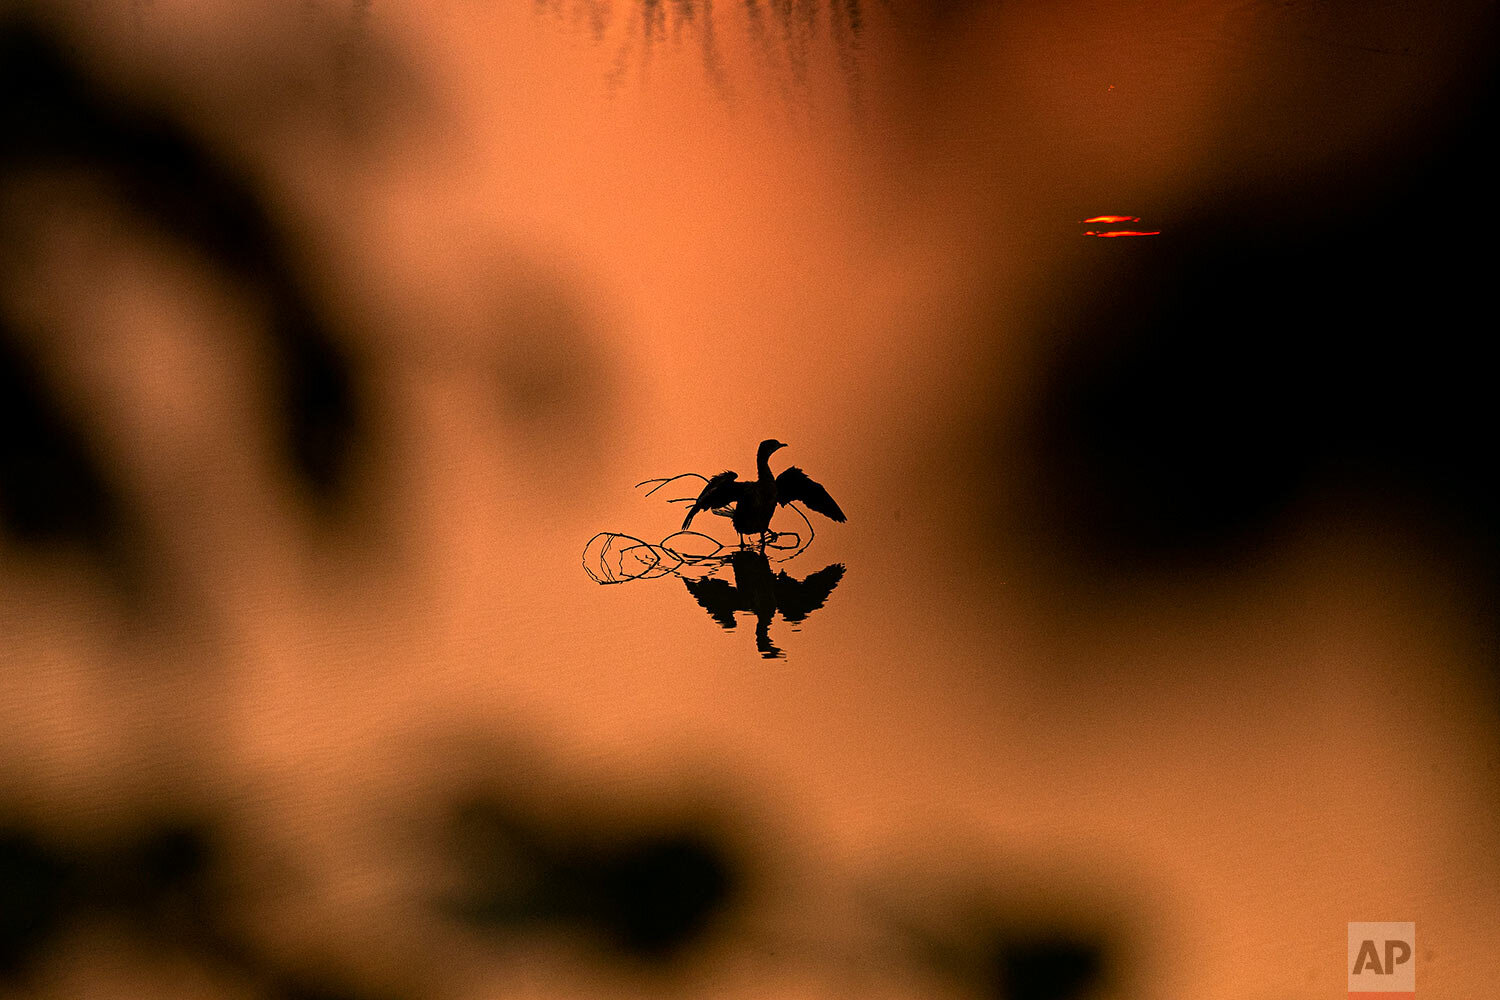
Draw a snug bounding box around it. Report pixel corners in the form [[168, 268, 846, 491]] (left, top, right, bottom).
[[0, 15, 366, 527], [550, 0, 871, 98], [1019, 22, 1498, 615], [990, 931, 1107, 1000], [0, 816, 403, 1000], [445, 794, 742, 964], [0, 827, 68, 978], [0, 318, 134, 573], [902, 901, 1119, 1000], [492, 271, 614, 437]]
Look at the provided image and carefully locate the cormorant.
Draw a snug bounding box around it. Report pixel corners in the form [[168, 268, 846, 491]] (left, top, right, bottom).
[[680, 439, 846, 543]]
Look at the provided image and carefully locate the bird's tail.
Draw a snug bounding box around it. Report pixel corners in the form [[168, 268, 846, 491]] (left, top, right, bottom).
[[682, 506, 699, 530]]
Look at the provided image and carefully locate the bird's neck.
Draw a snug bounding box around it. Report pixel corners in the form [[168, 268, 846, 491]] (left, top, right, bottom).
[[757, 451, 775, 482]]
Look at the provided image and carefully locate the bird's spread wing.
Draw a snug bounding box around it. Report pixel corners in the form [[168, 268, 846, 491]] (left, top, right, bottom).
[[682, 575, 741, 630], [775, 466, 847, 522], [682, 471, 746, 529], [774, 563, 845, 622]]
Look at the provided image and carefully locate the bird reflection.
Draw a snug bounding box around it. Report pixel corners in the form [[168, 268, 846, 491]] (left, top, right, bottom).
[[683, 547, 845, 659]]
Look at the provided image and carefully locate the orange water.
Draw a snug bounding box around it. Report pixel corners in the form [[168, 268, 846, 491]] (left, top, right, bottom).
[[2, 2, 1496, 998]]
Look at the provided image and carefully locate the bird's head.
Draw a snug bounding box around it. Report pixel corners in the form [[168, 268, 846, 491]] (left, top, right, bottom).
[[758, 438, 788, 459]]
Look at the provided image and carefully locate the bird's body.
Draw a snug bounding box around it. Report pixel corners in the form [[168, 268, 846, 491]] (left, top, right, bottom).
[[681, 439, 846, 544], [731, 475, 779, 537]]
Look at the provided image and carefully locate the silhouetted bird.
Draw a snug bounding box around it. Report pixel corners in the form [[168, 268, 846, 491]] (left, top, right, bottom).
[[683, 548, 845, 657], [681, 439, 846, 543]]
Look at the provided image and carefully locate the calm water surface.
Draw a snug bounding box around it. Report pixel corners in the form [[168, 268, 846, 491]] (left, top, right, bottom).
[[1, 1, 1497, 998]]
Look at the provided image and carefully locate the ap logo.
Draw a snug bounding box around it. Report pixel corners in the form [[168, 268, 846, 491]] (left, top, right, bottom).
[[1348, 922, 1415, 998]]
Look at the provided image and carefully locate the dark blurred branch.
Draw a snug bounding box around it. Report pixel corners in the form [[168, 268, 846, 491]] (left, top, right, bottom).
[[0, 15, 366, 516]]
